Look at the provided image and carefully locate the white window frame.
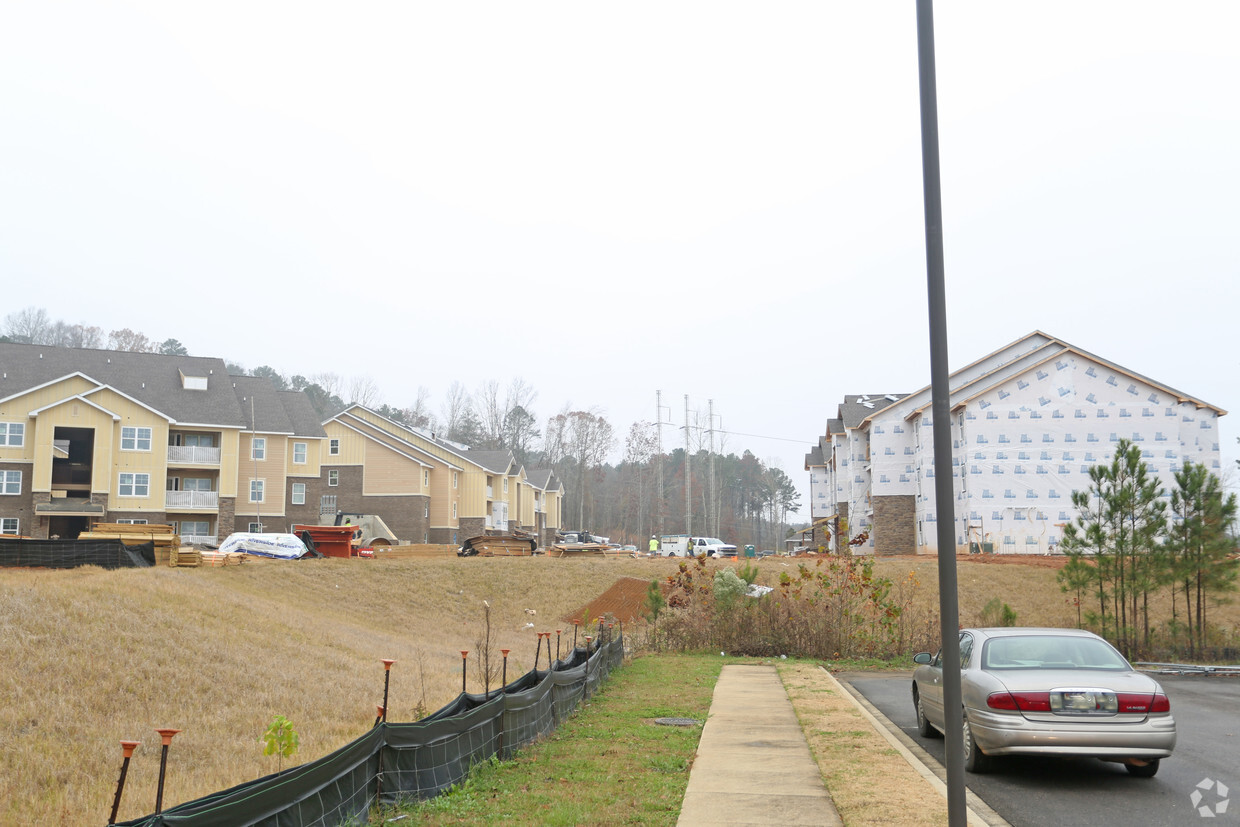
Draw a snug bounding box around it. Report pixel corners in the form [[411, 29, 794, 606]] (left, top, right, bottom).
[[453, 471, 458, 489], [327, 469, 339, 487], [503, 478, 508, 493], [0, 422, 24, 447], [293, 442, 307, 464], [452, 502, 457, 519], [181, 519, 211, 536], [424, 469, 430, 487], [118, 473, 150, 497], [251, 437, 266, 461], [291, 482, 306, 505], [329, 438, 340, 455], [424, 501, 429, 518], [250, 479, 265, 503], [2, 470, 21, 495], [116, 518, 149, 525], [248, 522, 263, 533], [121, 426, 152, 452], [1, 517, 18, 534]]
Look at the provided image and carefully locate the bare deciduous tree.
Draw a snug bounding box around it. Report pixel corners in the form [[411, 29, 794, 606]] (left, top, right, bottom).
[[348, 375, 381, 408], [107, 328, 156, 352], [3, 307, 52, 344]]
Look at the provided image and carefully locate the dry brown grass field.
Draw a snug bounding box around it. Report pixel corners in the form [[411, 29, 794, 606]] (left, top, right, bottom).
[[2, 553, 1236, 824]]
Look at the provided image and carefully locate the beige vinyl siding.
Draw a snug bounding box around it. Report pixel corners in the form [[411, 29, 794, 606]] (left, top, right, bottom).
[[28, 400, 118, 492], [323, 422, 367, 466], [286, 437, 323, 478], [237, 433, 288, 517], [428, 467, 459, 528], [362, 440, 421, 496], [459, 470, 487, 518], [217, 429, 241, 498]]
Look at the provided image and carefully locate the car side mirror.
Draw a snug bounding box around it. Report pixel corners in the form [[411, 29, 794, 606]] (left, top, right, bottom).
[[913, 652, 933, 665]]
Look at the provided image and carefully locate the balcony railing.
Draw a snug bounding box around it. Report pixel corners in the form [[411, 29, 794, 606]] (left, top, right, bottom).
[[181, 534, 218, 546], [165, 490, 219, 510], [486, 485, 494, 498], [168, 445, 222, 464]]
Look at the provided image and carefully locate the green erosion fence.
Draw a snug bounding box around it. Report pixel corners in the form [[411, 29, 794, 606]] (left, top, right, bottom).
[[114, 633, 624, 827]]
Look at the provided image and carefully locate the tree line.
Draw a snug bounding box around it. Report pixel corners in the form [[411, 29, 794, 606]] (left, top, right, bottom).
[[1058, 438, 1238, 661], [3, 306, 805, 547]]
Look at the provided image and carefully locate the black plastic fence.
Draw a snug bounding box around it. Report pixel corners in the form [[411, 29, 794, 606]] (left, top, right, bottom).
[[0, 538, 154, 569], [114, 633, 625, 827]]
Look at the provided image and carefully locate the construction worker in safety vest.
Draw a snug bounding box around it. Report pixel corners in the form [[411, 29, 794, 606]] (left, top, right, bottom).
[[648, 534, 659, 554]]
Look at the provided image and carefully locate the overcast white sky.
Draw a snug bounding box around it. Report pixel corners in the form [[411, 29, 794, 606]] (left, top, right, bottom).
[[3, 2, 1237, 516]]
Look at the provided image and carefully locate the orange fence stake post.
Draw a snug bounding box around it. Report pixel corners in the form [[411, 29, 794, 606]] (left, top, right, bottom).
[[108, 740, 140, 824], [154, 728, 181, 814]]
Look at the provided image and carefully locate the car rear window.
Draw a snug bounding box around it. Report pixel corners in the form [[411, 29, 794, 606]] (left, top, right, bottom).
[[981, 636, 1130, 671]]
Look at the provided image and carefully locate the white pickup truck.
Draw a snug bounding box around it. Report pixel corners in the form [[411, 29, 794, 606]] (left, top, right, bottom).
[[659, 535, 738, 558]]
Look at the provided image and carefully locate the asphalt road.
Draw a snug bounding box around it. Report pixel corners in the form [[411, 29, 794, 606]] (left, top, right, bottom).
[[842, 672, 1240, 826]]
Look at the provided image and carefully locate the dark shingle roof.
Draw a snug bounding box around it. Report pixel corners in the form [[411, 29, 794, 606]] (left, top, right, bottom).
[[278, 391, 328, 438], [838, 394, 908, 428], [0, 342, 246, 426], [466, 450, 515, 474], [232, 375, 294, 433]]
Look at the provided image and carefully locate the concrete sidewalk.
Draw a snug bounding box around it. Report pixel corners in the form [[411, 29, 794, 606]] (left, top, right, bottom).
[[677, 665, 843, 826]]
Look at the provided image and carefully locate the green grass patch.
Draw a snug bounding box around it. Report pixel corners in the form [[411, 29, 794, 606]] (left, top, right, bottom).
[[384, 654, 722, 825]]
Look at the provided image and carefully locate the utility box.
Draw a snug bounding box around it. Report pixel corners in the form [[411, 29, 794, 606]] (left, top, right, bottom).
[[294, 524, 356, 558]]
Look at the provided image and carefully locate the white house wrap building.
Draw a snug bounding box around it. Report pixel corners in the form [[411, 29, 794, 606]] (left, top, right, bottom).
[[805, 332, 1226, 555]]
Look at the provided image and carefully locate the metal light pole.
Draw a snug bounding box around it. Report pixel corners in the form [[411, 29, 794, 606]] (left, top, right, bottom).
[[916, 2, 965, 824]]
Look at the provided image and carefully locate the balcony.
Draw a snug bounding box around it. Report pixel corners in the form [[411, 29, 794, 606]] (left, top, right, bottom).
[[181, 534, 218, 546], [165, 490, 219, 510], [168, 445, 222, 465]]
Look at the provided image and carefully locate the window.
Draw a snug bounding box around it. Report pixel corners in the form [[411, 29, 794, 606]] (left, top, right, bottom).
[[181, 520, 210, 537], [328, 469, 339, 487], [503, 478, 508, 493], [248, 522, 263, 533], [116, 518, 148, 524], [121, 426, 152, 451], [424, 502, 429, 518], [1, 518, 18, 534], [452, 502, 457, 519], [119, 473, 150, 497], [291, 483, 306, 505], [0, 422, 24, 447], [453, 472, 458, 489], [251, 437, 266, 460], [2, 470, 21, 495], [424, 469, 429, 487], [293, 442, 307, 464], [250, 479, 264, 502], [184, 478, 212, 491], [329, 438, 340, 455]]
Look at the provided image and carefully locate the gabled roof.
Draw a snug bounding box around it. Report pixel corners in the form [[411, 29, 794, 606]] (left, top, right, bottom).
[[327, 406, 468, 470], [804, 444, 825, 469], [526, 469, 563, 492], [28, 393, 121, 421], [277, 391, 328, 438], [233, 375, 295, 434], [887, 332, 1226, 422], [839, 394, 908, 429], [467, 450, 516, 475], [0, 343, 247, 426]]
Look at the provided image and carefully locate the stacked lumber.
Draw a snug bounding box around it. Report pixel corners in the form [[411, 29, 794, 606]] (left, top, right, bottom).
[[199, 550, 247, 567], [372, 544, 458, 560], [547, 543, 612, 558], [169, 547, 202, 567], [80, 523, 181, 551]]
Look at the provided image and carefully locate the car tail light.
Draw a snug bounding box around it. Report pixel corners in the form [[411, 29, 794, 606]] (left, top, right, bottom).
[[1112, 693, 1171, 713], [986, 691, 1052, 712]]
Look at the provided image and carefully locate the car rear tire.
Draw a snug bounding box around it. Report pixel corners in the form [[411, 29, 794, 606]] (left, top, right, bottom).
[[1126, 759, 1160, 778], [962, 713, 993, 773], [914, 688, 939, 738]]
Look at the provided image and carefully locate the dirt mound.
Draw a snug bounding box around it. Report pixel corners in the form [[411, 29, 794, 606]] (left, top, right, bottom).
[[958, 553, 1068, 569], [565, 575, 656, 626]]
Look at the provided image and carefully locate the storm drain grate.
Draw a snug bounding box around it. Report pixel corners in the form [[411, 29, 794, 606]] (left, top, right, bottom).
[[653, 717, 700, 727]]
